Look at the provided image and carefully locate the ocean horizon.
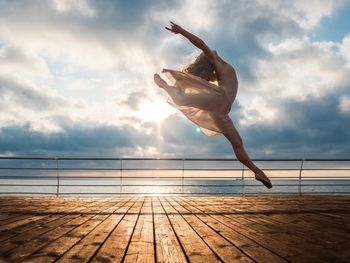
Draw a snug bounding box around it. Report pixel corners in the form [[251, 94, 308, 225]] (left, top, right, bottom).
[[1, 158, 349, 195]]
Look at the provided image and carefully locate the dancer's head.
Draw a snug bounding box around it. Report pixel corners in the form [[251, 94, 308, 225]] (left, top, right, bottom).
[[183, 52, 217, 82]]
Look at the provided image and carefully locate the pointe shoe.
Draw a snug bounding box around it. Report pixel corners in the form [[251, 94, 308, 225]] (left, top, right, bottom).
[[255, 170, 273, 189]]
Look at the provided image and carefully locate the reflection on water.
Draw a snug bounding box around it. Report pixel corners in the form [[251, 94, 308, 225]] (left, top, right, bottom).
[[0, 177, 349, 195]]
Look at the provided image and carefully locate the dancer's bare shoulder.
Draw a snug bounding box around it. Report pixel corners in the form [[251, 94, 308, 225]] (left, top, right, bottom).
[[212, 52, 238, 87]]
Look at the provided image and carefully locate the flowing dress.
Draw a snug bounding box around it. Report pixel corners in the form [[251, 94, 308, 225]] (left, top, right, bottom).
[[163, 68, 237, 136]]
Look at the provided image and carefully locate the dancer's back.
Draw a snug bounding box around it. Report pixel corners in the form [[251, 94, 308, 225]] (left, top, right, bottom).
[[211, 51, 238, 102]]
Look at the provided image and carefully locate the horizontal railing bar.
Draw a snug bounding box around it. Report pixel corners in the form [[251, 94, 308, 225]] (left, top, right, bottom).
[[1, 157, 350, 161], [236, 192, 350, 195], [56, 192, 286, 195], [0, 184, 242, 187], [300, 184, 350, 186], [1, 168, 241, 170], [284, 192, 350, 195], [0, 176, 243, 179], [236, 186, 350, 188], [0, 192, 349, 196], [1, 167, 350, 171], [0, 192, 205, 195], [2, 183, 350, 187], [1, 192, 349, 195], [0, 184, 57, 187], [0, 176, 59, 179], [298, 179, 350, 181], [0, 192, 289, 195], [0, 192, 58, 195], [1, 176, 350, 180], [288, 168, 350, 172]]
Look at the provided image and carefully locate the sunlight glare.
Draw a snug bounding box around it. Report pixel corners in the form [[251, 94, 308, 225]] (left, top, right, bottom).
[[138, 99, 176, 122]]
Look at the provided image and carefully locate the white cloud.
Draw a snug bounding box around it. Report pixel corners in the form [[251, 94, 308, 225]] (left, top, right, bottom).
[[340, 35, 350, 65], [266, 38, 347, 99], [237, 37, 350, 126], [52, 0, 96, 17], [291, 0, 343, 29], [257, 0, 344, 29], [0, 74, 86, 133], [238, 96, 279, 127], [0, 45, 50, 78], [339, 95, 350, 114], [148, 0, 217, 33]]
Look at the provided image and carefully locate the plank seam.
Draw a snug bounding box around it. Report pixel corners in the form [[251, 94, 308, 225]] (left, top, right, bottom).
[[158, 196, 190, 263]]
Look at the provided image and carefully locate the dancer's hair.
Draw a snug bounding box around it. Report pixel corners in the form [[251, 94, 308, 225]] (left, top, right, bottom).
[[182, 52, 217, 81]]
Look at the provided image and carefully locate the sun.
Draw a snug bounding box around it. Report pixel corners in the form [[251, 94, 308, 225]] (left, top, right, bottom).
[[138, 99, 176, 123]]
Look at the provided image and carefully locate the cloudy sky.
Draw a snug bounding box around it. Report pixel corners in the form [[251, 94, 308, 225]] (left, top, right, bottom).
[[0, 0, 349, 159]]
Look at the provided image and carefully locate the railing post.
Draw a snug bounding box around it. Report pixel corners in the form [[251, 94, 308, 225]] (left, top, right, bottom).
[[56, 158, 59, 197], [182, 159, 185, 194], [241, 163, 245, 196], [120, 158, 123, 194], [299, 159, 304, 195]]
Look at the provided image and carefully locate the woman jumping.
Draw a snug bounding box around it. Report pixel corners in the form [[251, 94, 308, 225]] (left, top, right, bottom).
[[154, 21, 272, 189]]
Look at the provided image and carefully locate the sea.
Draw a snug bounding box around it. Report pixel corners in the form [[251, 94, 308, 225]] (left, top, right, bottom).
[[0, 159, 349, 195]]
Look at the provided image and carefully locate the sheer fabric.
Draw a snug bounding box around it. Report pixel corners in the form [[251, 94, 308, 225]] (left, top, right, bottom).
[[163, 68, 235, 136]]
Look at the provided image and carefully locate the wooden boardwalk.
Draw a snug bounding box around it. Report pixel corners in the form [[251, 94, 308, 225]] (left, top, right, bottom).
[[0, 195, 349, 263]]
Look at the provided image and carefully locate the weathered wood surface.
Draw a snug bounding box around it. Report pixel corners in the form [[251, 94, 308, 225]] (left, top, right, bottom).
[[0, 195, 349, 263]]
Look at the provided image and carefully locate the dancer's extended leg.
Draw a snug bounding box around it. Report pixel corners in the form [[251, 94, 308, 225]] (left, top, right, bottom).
[[154, 73, 222, 110], [223, 127, 272, 189], [154, 74, 184, 103]]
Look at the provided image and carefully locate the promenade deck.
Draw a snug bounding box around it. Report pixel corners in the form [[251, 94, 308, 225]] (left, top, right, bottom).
[[0, 195, 349, 262]]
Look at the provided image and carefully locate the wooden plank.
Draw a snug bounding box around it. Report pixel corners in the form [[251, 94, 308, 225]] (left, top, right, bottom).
[[0, 213, 66, 242], [200, 196, 350, 259], [90, 197, 144, 263], [20, 198, 134, 263], [123, 197, 154, 263], [0, 213, 81, 256], [254, 213, 350, 258], [183, 196, 350, 215], [160, 197, 220, 262], [169, 197, 254, 263], [0, 214, 49, 232], [0, 197, 101, 243], [152, 197, 187, 263], [321, 212, 350, 220], [176, 197, 286, 263], [0, 214, 38, 229], [184, 196, 349, 263], [0, 213, 20, 223], [0, 197, 98, 231], [1, 199, 113, 262], [54, 198, 138, 263]]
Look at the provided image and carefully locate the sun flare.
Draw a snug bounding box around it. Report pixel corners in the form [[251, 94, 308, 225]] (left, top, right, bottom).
[[138, 99, 176, 123]]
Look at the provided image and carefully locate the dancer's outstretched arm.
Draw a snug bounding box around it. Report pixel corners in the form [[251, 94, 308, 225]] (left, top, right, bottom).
[[165, 21, 219, 68]]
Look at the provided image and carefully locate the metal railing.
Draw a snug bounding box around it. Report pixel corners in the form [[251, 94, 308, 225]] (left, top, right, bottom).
[[0, 157, 349, 196]]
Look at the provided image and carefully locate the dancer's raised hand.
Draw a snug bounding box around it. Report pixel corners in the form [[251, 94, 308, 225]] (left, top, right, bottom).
[[165, 21, 184, 34]]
